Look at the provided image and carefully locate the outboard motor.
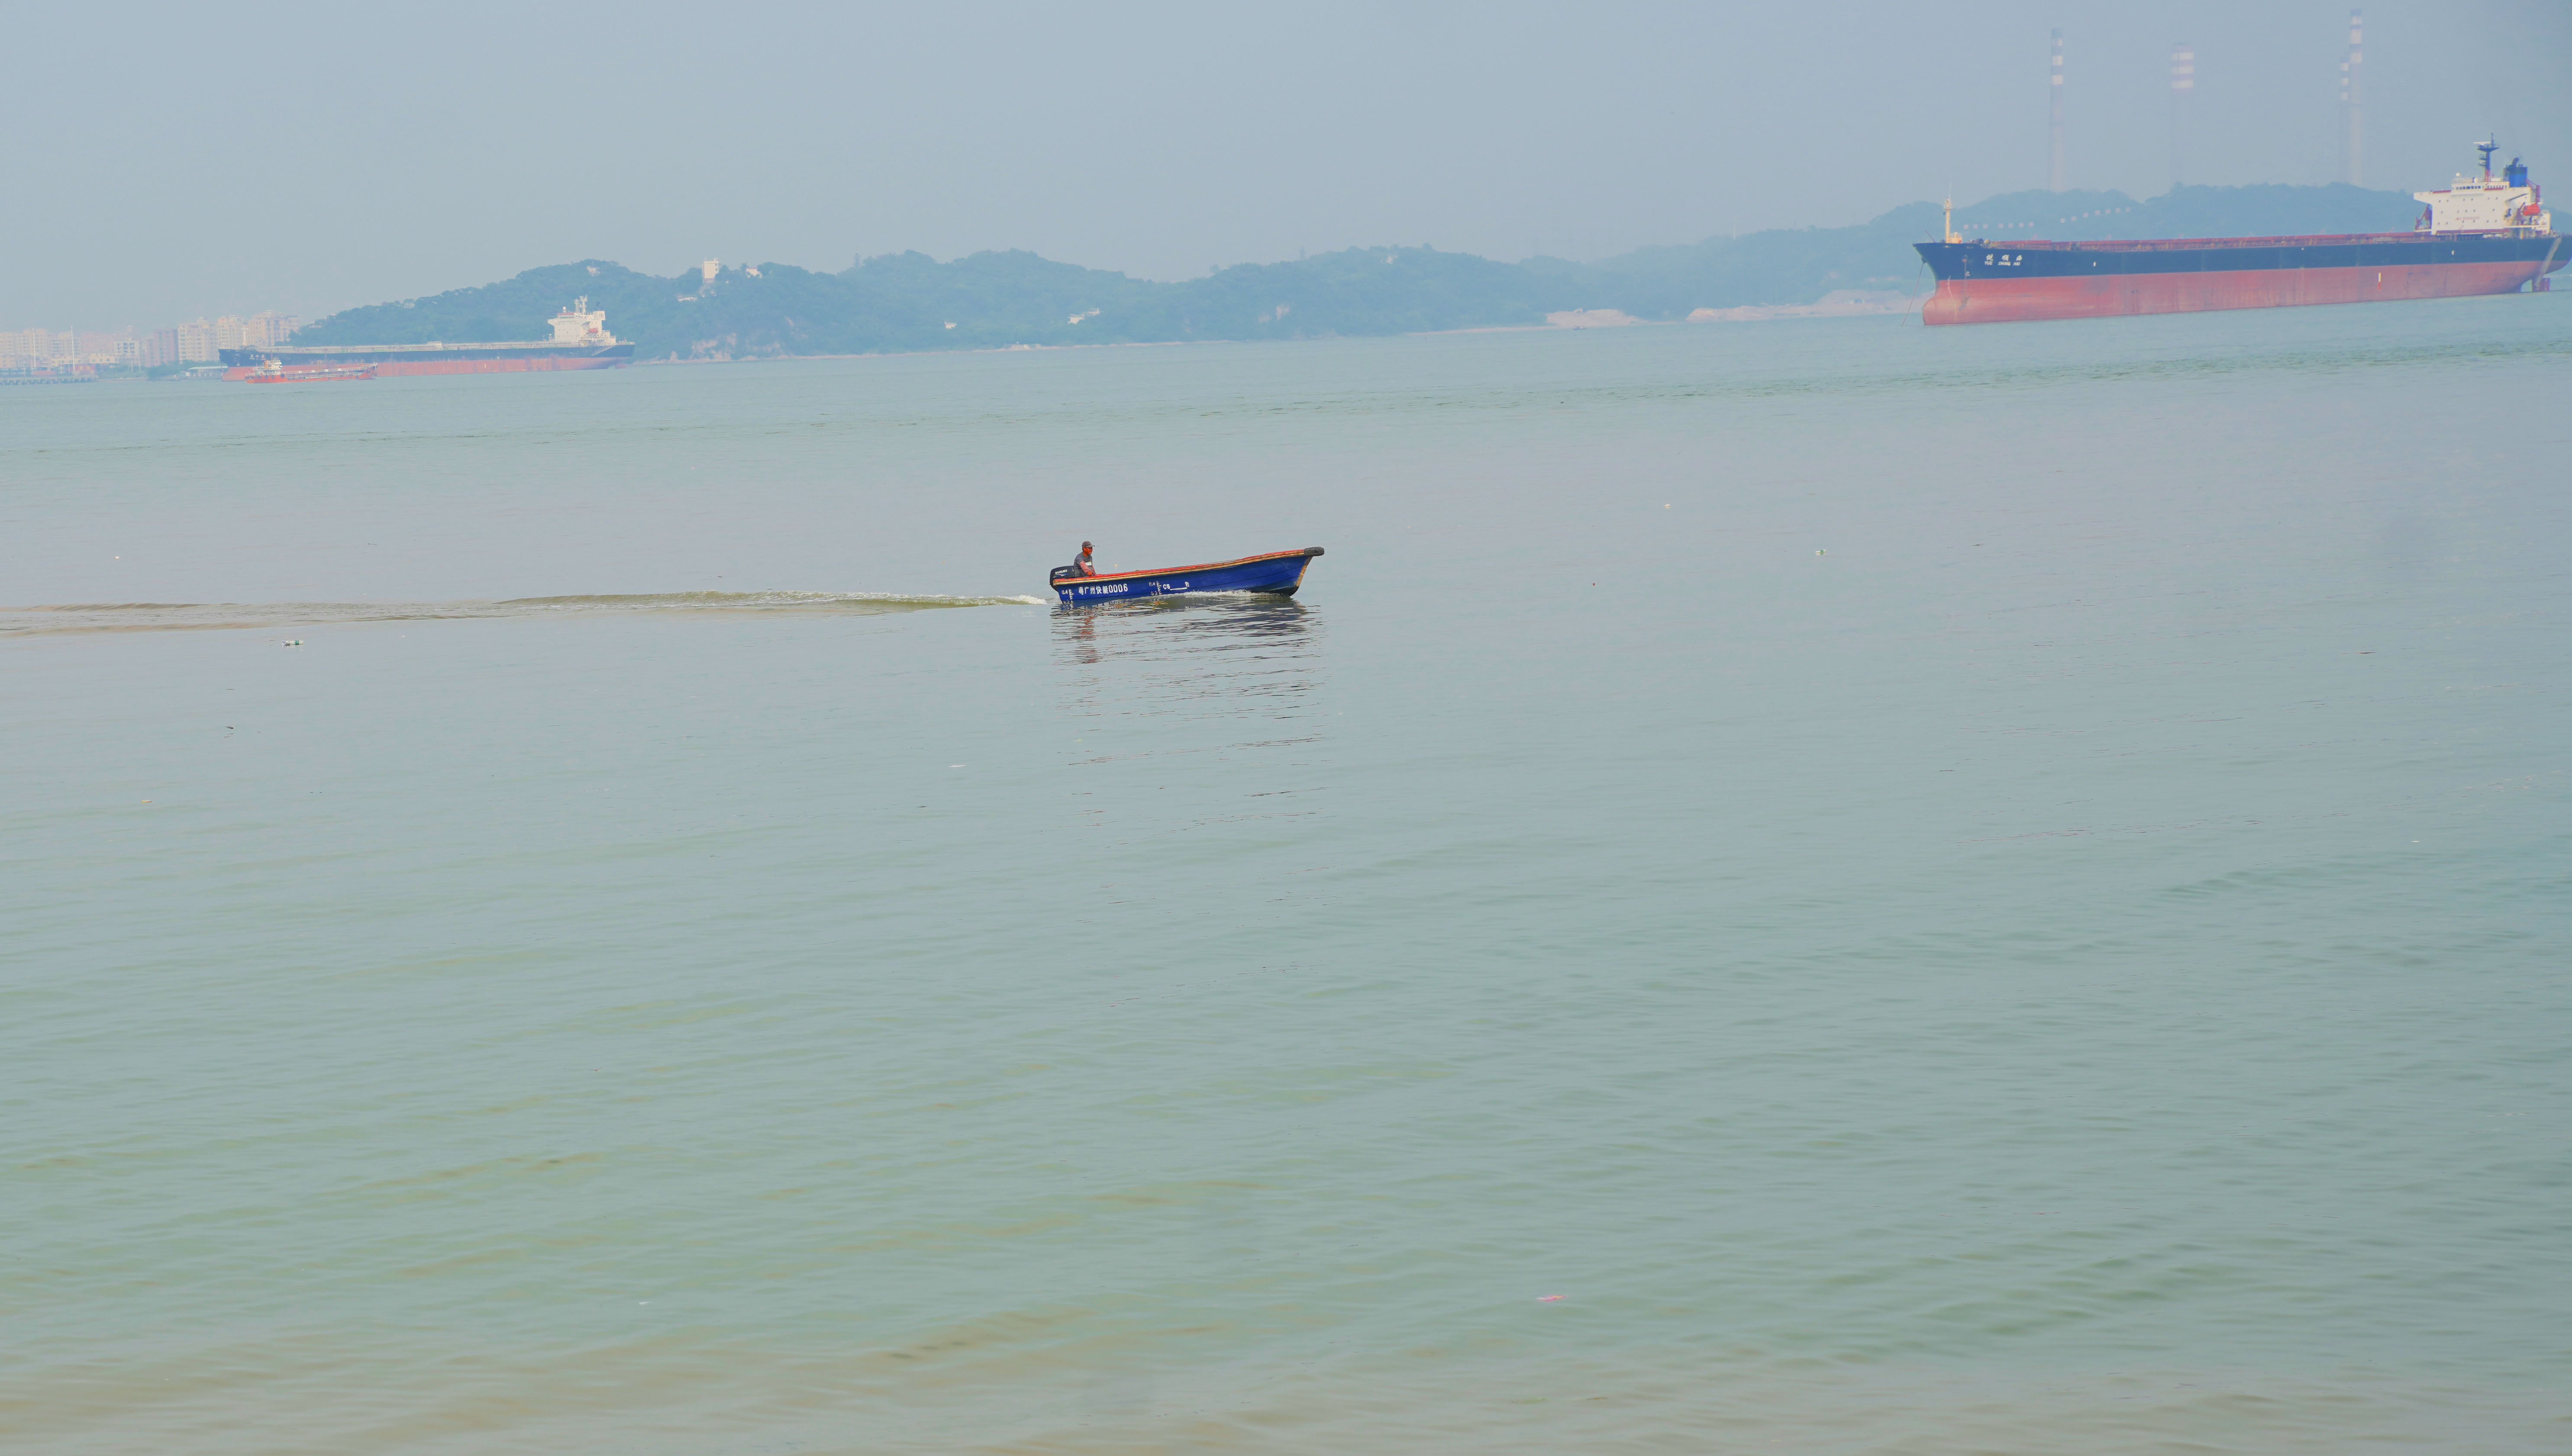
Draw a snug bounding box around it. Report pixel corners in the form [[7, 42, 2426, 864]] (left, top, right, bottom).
[[1049, 565, 1084, 584]]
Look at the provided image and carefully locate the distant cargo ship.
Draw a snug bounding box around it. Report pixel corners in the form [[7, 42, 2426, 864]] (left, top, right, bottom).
[[1917, 143, 2566, 325], [222, 298, 635, 377]]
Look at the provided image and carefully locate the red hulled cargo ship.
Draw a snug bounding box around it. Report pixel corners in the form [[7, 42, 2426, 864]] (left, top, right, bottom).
[[1917, 144, 2565, 325], [221, 298, 635, 378]]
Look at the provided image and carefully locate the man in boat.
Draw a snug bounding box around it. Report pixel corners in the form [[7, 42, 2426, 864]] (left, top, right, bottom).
[[1047, 543, 1099, 589]]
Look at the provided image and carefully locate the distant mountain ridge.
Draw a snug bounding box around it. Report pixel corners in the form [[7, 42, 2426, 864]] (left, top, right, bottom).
[[293, 183, 2425, 361]]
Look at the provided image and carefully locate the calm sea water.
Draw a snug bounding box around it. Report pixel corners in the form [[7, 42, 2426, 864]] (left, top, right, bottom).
[[7, 298, 2570, 1454]]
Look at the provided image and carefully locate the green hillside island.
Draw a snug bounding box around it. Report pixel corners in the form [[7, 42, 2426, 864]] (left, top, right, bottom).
[[294, 184, 2420, 361]]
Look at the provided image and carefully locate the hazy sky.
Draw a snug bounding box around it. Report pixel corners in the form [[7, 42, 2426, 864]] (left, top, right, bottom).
[[6, 0, 2564, 328]]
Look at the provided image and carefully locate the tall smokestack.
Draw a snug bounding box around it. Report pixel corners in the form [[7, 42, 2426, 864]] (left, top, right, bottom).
[[2049, 29, 2066, 192], [2343, 10, 2364, 185], [2170, 42, 2194, 189]]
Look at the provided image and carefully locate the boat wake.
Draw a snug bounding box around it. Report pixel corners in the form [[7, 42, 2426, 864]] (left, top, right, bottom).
[[1, 591, 1045, 637]]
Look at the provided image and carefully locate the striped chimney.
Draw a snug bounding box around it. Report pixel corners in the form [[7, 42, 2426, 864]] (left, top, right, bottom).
[[2049, 29, 2066, 193], [2170, 43, 2194, 188]]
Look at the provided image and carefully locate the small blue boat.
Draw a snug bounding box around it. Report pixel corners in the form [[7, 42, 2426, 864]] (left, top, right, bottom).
[[1050, 547, 1324, 604]]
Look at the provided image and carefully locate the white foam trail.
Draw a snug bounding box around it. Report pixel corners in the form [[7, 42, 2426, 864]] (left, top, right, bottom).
[[0, 592, 1039, 637]]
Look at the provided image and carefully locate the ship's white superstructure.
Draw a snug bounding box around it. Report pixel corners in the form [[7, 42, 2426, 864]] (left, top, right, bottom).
[[549, 297, 617, 345], [2416, 142, 2550, 233]]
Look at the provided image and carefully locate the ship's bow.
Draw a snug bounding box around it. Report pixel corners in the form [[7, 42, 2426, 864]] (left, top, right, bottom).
[[1914, 243, 1973, 325]]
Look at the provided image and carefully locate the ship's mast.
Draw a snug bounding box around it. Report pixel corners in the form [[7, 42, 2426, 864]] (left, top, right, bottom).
[[2477, 138, 2499, 180]]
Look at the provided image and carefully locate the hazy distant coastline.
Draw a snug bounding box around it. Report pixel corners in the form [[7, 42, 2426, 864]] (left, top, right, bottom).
[[291, 183, 2418, 363]]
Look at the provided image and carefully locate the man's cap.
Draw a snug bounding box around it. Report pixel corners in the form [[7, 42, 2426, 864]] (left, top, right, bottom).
[[1081, 541, 1093, 549]]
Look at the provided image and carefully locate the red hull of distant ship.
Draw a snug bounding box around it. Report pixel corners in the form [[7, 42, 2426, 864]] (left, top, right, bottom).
[[223, 355, 627, 381], [367, 355, 628, 377], [1924, 259, 2554, 325]]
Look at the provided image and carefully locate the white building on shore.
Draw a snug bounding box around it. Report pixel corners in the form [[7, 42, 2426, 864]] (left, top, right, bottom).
[[4, 310, 297, 370]]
